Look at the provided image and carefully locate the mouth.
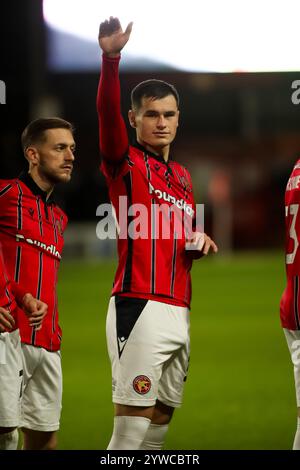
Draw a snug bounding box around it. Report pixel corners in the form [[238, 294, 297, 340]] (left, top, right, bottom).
[[153, 133, 169, 137], [61, 165, 73, 172]]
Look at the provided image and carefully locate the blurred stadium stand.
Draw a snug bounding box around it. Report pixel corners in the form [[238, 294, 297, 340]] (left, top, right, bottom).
[[1, 0, 300, 256]]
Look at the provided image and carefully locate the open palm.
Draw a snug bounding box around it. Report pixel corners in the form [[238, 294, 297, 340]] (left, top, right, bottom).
[[99, 16, 133, 56]]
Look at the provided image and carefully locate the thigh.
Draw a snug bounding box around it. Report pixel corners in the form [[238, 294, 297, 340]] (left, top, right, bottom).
[[0, 330, 22, 428], [284, 328, 300, 406], [21, 345, 62, 432], [158, 317, 190, 409]]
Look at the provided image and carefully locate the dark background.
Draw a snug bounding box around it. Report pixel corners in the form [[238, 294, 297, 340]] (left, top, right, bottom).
[[1, 0, 300, 250]]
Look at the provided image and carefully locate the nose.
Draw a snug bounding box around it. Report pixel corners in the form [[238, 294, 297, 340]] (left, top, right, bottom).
[[65, 148, 75, 161], [156, 115, 166, 129]]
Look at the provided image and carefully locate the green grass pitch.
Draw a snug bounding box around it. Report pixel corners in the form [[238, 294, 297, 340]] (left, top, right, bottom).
[[56, 252, 296, 449]]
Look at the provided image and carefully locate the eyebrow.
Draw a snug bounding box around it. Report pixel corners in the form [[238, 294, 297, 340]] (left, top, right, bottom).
[[54, 142, 76, 148], [144, 110, 177, 115]]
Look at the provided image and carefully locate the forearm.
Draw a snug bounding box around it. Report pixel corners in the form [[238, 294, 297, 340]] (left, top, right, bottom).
[[97, 54, 129, 161]]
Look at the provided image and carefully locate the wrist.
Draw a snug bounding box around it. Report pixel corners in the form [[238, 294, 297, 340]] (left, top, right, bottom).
[[103, 52, 121, 59]]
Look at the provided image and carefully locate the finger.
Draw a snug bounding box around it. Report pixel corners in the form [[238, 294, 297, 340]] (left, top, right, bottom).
[[0, 310, 15, 325], [29, 318, 43, 330], [203, 238, 214, 255], [100, 17, 122, 37], [28, 311, 44, 321], [0, 307, 10, 314], [202, 241, 210, 255], [99, 21, 110, 38], [207, 238, 218, 253], [203, 240, 218, 255], [0, 315, 14, 330], [125, 21, 133, 36], [29, 318, 43, 328], [29, 306, 47, 317], [110, 17, 122, 31], [212, 241, 218, 253]]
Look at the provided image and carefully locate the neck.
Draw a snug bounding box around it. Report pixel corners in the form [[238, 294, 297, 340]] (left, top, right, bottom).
[[138, 139, 169, 162], [29, 169, 54, 200]]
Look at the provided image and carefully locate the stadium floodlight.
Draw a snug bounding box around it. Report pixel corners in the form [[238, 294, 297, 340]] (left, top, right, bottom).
[[44, 0, 300, 72]]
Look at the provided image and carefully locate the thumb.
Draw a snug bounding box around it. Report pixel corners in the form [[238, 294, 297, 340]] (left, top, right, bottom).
[[125, 21, 133, 36]]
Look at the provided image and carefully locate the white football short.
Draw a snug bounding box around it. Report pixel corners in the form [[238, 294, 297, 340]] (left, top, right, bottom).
[[283, 328, 300, 407], [106, 296, 190, 408], [20, 344, 62, 432], [0, 329, 23, 427]]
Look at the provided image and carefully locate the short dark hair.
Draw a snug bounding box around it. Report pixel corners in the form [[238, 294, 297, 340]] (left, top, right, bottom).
[[131, 79, 179, 111], [21, 117, 74, 153]]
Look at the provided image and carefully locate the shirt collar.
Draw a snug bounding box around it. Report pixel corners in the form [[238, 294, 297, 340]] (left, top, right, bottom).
[[18, 171, 56, 204], [132, 140, 173, 164]]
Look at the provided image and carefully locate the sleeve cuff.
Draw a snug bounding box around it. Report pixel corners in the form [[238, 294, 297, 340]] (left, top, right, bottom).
[[102, 53, 121, 63], [10, 281, 28, 306]]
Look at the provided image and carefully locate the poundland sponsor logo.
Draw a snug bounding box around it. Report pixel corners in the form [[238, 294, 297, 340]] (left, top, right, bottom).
[[148, 182, 194, 217], [16, 233, 61, 259]]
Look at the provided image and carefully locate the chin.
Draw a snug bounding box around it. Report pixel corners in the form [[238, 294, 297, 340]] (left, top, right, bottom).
[[62, 174, 72, 183], [54, 174, 72, 184]]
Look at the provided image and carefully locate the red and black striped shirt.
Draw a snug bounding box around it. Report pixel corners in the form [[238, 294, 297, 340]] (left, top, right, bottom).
[[0, 242, 27, 331], [0, 172, 67, 350], [280, 159, 300, 330], [97, 55, 196, 308]]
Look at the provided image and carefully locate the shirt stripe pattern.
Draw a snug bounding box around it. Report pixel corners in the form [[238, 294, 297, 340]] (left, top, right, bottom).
[[0, 184, 12, 198], [36, 198, 44, 236], [294, 276, 300, 329], [151, 199, 156, 295], [16, 182, 23, 230], [14, 246, 22, 283], [122, 172, 133, 291], [144, 154, 151, 181], [170, 236, 177, 297]]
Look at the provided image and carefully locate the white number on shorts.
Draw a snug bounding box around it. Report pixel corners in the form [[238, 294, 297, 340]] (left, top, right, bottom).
[[291, 339, 300, 366], [286, 204, 299, 265]]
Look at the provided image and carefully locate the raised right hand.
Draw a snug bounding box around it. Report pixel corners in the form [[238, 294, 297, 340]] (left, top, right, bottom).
[[98, 16, 133, 57]]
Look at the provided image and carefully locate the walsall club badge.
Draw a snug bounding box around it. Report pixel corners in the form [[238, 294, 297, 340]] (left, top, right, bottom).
[[133, 375, 151, 395]]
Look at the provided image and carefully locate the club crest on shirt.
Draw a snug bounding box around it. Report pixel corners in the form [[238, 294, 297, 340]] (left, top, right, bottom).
[[28, 208, 34, 218], [179, 175, 192, 192], [133, 375, 151, 395]]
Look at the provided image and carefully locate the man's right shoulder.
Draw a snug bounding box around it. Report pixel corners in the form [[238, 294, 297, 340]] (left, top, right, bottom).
[[0, 178, 19, 196], [100, 146, 141, 179]]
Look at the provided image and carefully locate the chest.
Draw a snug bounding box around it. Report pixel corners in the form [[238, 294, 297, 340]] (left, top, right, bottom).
[[134, 158, 193, 205], [4, 192, 65, 248]]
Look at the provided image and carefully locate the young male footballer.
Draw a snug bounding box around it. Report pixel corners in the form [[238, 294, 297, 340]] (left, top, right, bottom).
[[97, 17, 218, 450], [0, 117, 75, 450]]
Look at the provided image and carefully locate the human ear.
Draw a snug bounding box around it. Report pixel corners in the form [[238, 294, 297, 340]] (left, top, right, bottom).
[[128, 109, 137, 128], [25, 147, 40, 165]]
